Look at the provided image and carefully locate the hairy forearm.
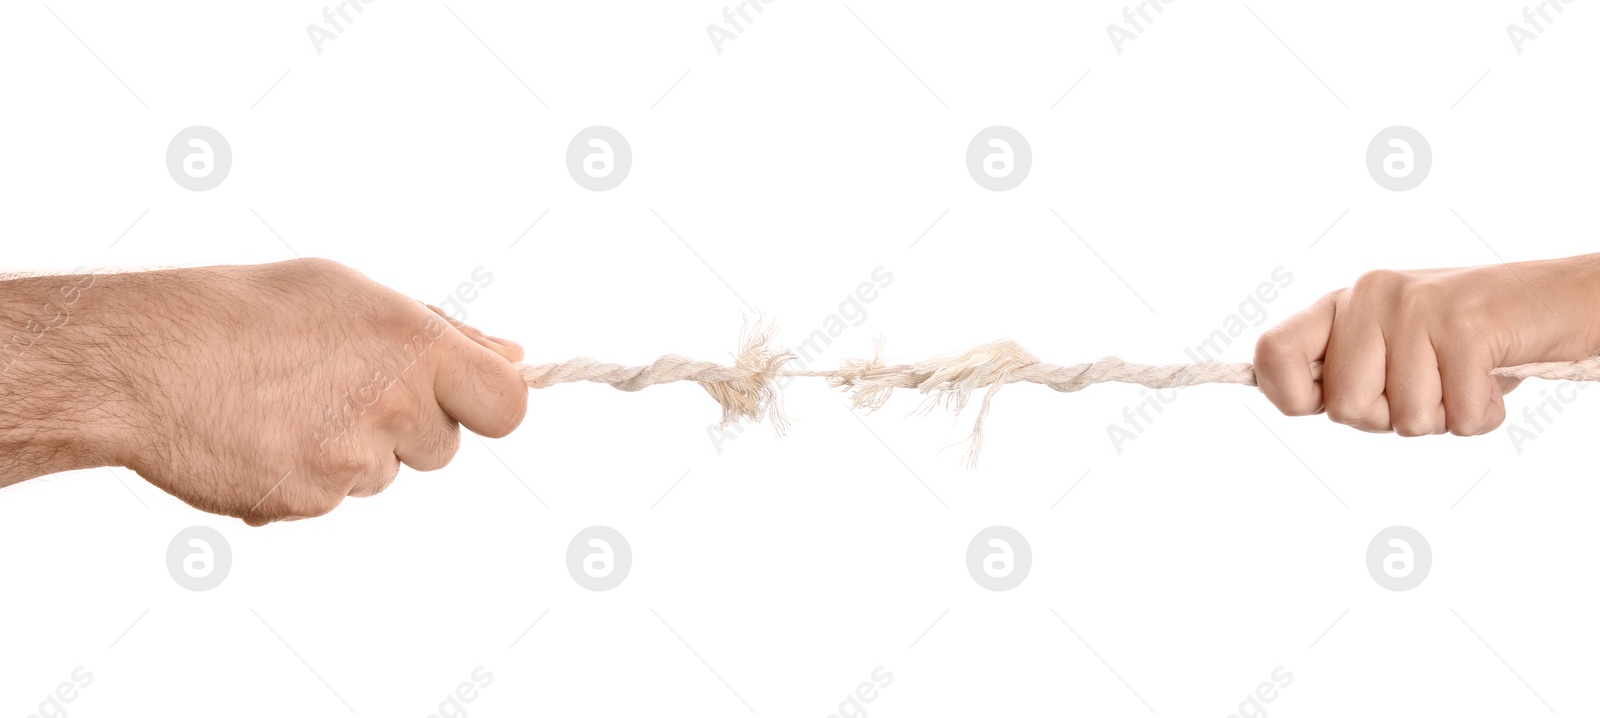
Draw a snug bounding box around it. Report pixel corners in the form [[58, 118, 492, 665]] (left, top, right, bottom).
[[0, 270, 128, 486]]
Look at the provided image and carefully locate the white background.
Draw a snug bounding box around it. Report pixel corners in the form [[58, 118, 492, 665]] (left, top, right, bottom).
[[3, 1, 1598, 716]]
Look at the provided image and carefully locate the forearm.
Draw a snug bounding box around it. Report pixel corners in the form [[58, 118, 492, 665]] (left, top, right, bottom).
[[1507, 252, 1600, 357], [0, 270, 127, 486]]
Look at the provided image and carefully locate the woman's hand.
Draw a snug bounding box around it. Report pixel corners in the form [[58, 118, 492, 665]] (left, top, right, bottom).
[[1254, 254, 1600, 436]]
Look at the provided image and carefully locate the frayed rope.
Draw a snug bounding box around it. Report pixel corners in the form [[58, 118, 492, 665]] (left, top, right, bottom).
[[513, 321, 1600, 466]]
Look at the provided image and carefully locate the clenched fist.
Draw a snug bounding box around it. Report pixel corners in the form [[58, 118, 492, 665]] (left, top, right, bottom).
[[1254, 254, 1600, 436], [0, 259, 528, 525]]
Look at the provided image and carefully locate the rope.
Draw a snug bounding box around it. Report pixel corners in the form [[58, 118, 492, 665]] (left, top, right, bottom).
[[512, 324, 1600, 466]]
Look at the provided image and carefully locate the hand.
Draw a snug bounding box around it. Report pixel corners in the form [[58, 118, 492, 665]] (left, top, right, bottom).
[[1253, 254, 1600, 436], [0, 259, 528, 525]]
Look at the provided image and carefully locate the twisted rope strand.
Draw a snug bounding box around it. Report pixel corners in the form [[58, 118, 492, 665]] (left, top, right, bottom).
[[512, 334, 1600, 466], [518, 354, 1600, 393]]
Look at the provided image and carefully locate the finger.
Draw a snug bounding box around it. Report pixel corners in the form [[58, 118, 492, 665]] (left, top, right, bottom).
[[349, 450, 402, 498], [424, 302, 465, 327], [423, 303, 502, 353], [1254, 290, 1340, 416], [425, 303, 523, 363], [393, 401, 462, 472], [1438, 344, 1500, 436], [482, 334, 524, 363], [1323, 308, 1390, 432], [1481, 379, 1509, 435], [1386, 337, 1446, 436], [432, 331, 529, 439]]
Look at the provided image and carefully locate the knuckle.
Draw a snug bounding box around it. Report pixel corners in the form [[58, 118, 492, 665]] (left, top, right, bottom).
[[1253, 329, 1293, 365], [1389, 400, 1441, 437], [407, 424, 461, 472], [313, 444, 365, 479], [1324, 398, 1367, 425], [1351, 268, 1402, 297], [291, 257, 359, 283], [311, 452, 373, 496], [301, 491, 346, 518], [299, 256, 344, 271], [312, 256, 365, 281], [352, 465, 400, 497]]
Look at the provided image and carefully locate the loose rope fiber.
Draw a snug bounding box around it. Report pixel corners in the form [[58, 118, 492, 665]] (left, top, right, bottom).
[[512, 322, 1600, 466]]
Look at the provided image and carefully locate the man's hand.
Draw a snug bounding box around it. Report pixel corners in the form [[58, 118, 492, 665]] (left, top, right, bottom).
[[1253, 254, 1600, 436], [0, 259, 528, 525]]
